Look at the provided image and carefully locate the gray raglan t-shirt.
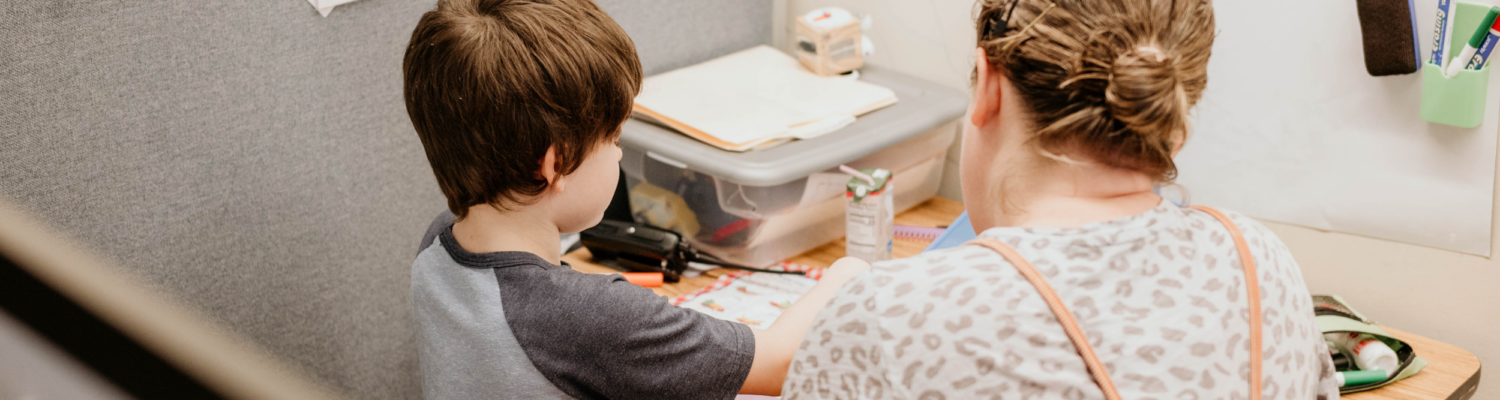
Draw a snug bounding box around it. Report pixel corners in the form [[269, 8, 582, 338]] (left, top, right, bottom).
[[411, 211, 756, 400]]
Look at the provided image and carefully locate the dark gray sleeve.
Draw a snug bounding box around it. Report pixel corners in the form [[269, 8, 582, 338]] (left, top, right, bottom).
[[417, 210, 457, 256], [498, 267, 756, 400]]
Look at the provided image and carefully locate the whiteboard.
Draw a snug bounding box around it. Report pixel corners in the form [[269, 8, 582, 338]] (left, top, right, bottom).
[[1178, 0, 1499, 255]]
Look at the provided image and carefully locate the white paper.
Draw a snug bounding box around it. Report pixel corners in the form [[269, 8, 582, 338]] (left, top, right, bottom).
[[635, 46, 897, 145], [1177, 0, 1497, 255], [678, 273, 817, 328], [306, 0, 362, 17]]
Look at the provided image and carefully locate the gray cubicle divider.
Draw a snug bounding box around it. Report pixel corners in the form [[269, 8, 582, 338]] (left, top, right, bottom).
[[0, 1, 770, 398]]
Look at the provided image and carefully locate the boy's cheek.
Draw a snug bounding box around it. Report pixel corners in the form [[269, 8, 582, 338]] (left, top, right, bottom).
[[552, 146, 622, 233]]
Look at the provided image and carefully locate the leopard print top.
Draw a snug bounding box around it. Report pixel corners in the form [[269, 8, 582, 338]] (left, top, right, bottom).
[[784, 201, 1340, 400]]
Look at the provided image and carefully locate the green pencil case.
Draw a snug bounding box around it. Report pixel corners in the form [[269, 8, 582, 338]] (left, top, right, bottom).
[[1313, 295, 1428, 394], [1421, 1, 1493, 128]]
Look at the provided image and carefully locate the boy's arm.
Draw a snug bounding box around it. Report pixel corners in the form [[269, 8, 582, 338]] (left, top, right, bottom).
[[739, 257, 872, 396]]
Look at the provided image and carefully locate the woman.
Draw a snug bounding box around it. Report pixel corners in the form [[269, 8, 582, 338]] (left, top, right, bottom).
[[782, 0, 1340, 399]]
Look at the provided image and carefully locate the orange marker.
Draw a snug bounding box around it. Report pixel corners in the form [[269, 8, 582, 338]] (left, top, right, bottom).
[[622, 272, 664, 287]]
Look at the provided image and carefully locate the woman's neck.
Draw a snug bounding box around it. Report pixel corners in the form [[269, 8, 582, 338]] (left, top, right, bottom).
[[978, 157, 1161, 230], [961, 65, 1166, 232]]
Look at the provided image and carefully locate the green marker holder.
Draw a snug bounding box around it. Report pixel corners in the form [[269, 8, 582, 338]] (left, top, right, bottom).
[[1421, 63, 1489, 128], [1421, 1, 1494, 128]]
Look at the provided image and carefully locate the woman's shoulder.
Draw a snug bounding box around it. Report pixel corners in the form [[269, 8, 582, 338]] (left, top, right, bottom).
[[1180, 205, 1281, 243], [1178, 205, 1298, 267], [864, 244, 1015, 291], [872, 244, 1003, 273]]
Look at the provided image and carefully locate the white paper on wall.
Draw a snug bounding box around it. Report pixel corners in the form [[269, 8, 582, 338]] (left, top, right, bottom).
[[305, 0, 362, 17], [1177, 0, 1498, 255]]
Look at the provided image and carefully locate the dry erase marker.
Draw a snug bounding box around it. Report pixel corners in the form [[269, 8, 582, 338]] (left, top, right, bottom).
[[1466, 15, 1500, 69], [622, 272, 664, 287], [1433, 0, 1458, 66], [1446, 6, 1500, 77], [1335, 370, 1389, 387]]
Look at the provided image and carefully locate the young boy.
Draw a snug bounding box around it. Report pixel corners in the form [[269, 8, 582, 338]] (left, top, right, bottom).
[[403, 1, 868, 399]]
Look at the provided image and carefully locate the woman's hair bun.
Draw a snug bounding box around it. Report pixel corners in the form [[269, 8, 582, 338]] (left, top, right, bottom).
[[973, 0, 1214, 181], [1105, 45, 1189, 144]]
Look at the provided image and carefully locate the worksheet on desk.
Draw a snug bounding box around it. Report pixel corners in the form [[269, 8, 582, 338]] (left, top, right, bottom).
[[676, 273, 817, 329], [1177, 0, 1498, 255]]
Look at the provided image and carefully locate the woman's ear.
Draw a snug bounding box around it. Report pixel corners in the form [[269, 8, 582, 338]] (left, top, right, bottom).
[[970, 47, 1004, 129], [539, 145, 565, 192]]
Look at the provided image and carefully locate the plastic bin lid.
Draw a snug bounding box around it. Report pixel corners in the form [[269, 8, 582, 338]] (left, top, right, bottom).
[[620, 65, 968, 187]]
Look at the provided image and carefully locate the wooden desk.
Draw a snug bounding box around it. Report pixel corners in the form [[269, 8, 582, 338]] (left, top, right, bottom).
[[565, 197, 1481, 400]]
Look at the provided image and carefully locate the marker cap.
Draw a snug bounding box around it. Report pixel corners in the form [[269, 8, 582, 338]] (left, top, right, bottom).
[[622, 272, 664, 287], [1470, 7, 1500, 48], [1336, 369, 1390, 387]]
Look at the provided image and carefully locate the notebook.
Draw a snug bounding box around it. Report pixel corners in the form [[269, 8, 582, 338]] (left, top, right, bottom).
[[923, 211, 975, 252], [633, 46, 898, 152]]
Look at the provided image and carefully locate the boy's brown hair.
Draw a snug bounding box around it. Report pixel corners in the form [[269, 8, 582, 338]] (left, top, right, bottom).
[[403, 0, 642, 218]]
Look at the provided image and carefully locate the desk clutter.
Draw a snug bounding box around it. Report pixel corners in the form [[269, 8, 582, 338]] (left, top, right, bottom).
[[842, 167, 895, 263], [1315, 295, 1430, 393], [579, 220, 811, 283], [621, 126, 950, 268], [794, 7, 866, 76], [614, 35, 966, 270]]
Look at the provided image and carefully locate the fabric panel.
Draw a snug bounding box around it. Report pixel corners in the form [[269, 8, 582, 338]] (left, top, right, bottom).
[[1, 1, 769, 398], [410, 240, 572, 400], [595, 0, 771, 76]]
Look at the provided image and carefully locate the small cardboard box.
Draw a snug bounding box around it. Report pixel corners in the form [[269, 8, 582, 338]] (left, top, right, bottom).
[[795, 8, 863, 76]]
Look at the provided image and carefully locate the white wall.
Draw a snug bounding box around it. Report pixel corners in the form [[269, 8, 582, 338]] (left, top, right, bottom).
[[784, 0, 1496, 397]]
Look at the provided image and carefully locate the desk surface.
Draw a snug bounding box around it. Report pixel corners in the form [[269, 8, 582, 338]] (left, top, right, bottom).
[[564, 197, 1481, 400]]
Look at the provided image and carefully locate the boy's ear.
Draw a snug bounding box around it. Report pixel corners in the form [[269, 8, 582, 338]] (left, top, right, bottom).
[[970, 47, 1004, 129], [539, 145, 564, 192]]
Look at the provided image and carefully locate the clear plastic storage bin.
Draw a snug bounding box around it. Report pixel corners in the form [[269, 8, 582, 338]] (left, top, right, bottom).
[[617, 66, 967, 267], [623, 122, 955, 267]]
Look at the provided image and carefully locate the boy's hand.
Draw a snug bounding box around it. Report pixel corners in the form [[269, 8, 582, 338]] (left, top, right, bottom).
[[740, 256, 874, 396]]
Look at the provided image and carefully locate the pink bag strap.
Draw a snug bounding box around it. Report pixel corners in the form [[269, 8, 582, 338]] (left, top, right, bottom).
[[964, 237, 1125, 400], [964, 205, 1261, 400], [1188, 205, 1262, 400]]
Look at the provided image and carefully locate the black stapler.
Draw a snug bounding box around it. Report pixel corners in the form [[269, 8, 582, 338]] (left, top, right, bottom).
[[580, 220, 803, 282], [580, 220, 691, 282]]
